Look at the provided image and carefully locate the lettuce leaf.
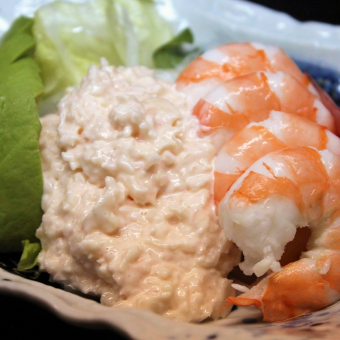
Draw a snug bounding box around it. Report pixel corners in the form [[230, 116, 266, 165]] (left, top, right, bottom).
[[0, 17, 44, 253], [16, 240, 41, 272], [33, 0, 174, 100]]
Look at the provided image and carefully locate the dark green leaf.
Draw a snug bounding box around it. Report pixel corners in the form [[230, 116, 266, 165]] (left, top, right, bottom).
[[0, 17, 43, 253], [153, 28, 200, 69], [0, 32, 35, 65], [0, 16, 34, 44]]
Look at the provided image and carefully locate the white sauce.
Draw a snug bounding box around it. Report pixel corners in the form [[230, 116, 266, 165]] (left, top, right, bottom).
[[37, 61, 239, 322]]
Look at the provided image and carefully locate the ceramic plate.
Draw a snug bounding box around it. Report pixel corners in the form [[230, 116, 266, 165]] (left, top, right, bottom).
[[1, 1, 340, 339]]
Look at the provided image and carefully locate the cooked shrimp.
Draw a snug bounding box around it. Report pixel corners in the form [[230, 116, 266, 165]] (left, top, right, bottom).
[[193, 71, 335, 150], [176, 42, 312, 107], [214, 111, 340, 204], [308, 75, 340, 136], [218, 146, 340, 321]]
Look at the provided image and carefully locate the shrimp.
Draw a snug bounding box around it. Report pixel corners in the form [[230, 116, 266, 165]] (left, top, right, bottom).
[[176, 42, 312, 108], [192, 71, 335, 150], [218, 146, 340, 321], [214, 111, 340, 204], [308, 75, 340, 136]]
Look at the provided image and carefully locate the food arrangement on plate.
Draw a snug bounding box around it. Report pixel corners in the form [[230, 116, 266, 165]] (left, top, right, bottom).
[[2, 0, 340, 338]]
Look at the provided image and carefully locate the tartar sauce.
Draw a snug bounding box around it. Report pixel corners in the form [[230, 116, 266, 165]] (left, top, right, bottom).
[[37, 60, 239, 322]]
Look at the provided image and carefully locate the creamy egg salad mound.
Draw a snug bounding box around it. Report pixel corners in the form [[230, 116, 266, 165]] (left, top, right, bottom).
[[37, 60, 239, 322]]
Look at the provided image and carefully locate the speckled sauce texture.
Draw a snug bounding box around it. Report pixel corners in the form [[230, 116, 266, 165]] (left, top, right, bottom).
[[36, 60, 240, 322]]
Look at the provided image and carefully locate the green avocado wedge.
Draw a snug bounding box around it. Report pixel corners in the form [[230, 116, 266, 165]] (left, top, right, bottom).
[[0, 17, 44, 253]]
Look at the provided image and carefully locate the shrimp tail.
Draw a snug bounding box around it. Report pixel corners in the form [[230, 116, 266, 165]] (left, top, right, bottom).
[[220, 147, 340, 322], [227, 296, 262, 309]]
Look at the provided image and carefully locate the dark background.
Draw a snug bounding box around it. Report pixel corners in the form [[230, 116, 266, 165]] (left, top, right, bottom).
[[1, 1, 339, 339], [248, 0, 340, 24]]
